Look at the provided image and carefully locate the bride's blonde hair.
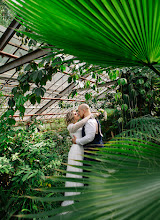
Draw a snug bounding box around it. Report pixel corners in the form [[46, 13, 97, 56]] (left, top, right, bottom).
[[66, 110, 75, 126]]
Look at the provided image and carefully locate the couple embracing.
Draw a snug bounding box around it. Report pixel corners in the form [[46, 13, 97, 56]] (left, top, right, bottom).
[[61, 104, 103, 207]]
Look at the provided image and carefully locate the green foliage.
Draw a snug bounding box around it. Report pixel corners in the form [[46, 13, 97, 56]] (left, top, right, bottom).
[[5, 0, 160, 123], [121, 68, 160, 117], [4, 1, 160, 218], [120, 115, 160, 142], [5, 50, 76, 118], [0, 156, 13, 174], [68, 64, 108, 101], [3, 45, 109, 120], [0, 1, 14, 27], [0, 120, 71, 219], [85, 92, 92, 101], [117, 78, 127, 86], [7, 0, 160, 70], [105, 67, 160, 133], [99, 108, 120, 141], [0, 111, 16, 126], [109, 69, 119, 80], [15, 116, 160, 219]]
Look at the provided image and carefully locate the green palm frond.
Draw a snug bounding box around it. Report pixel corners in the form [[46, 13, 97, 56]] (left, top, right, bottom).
[[14, 118, 160, 219], [7, 0, 160, 69], [127, 115, 160, 129], [119, 115, 160, 141], [6, 1, 160, 218], [16, 138, 160, 219]]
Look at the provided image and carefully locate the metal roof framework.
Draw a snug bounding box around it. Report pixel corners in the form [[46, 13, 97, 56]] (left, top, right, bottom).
[[0, 20, 117, 123]]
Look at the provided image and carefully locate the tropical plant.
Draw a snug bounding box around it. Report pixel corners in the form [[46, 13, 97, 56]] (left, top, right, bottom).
[[0, 0, 14, 27], [100, 66, 160, 134], [0, 119, 71, 219], [4, 0, 160, 219], [119, 115, 160, 142], [119, 67, 160, 117], [15, 135, 160, 219], [99, 108, 120, 140], [3, 43, 108, 124], [3, 51, 74, 123], [4, 116, 157, 220], [6, 0, 160, 76]]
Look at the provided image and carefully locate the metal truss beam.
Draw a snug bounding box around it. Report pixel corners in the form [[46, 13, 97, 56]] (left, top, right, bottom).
[[0, 48, 51, 74], [13, 112, 67, 117], [0, 19, 21, 51], [0, 51, 19, 59], [63, 71, 95, 83], [0, 76, 17, 81], [8, 41, 28, 51], [97, 79, 118, 87], [30, 79, 117, 121], [13, 111, 97, 118], [31, 82, 76, 120], [97, 86, 118, 100], [3, 94, 85, 102]]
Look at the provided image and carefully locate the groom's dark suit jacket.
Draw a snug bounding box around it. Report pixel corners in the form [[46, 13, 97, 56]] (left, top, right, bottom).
[[82, 118, 103, 161]]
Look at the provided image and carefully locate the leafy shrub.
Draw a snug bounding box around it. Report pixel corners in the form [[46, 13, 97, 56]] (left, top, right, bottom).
[[0, 120, 71, 219]]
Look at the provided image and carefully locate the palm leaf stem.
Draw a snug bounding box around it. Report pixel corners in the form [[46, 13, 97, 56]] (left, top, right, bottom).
[[146, 63, 160, 76]]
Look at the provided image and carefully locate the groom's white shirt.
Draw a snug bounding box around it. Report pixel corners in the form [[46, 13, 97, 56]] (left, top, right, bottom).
[[76, 118, 97, 146]]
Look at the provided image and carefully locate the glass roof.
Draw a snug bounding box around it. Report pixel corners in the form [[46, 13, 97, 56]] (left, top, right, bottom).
[[0, 23, 114, 124]]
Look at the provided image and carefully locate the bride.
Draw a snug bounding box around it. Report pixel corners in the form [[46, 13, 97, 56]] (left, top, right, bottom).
[[61, 110, 90, 207]]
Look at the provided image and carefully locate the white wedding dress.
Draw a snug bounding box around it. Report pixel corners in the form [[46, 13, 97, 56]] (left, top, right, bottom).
[[61, 116, 90, 207]]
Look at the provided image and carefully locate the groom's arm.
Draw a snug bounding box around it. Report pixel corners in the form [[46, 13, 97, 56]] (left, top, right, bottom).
[[75, 120, 96, 145]]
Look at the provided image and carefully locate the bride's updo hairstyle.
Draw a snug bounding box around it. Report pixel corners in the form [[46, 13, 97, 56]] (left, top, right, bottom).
[[66, 110, 75, 126]]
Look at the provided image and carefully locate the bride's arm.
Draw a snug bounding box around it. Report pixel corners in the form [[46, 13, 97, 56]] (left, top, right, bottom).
[[68, 115, 91, 133]]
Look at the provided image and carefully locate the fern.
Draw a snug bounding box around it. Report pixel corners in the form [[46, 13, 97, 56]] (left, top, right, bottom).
[[119, 115, 160, 142]]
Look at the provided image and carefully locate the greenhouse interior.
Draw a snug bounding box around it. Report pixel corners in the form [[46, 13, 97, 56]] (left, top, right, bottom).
[[0, 1, 160, 219]]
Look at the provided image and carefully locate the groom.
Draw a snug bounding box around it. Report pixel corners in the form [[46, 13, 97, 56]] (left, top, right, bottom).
[[72, 104, 103, 161]]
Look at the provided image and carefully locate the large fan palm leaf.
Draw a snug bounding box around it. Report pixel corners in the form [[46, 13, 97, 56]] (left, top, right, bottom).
[[15, 118, 160, 219], [16, 138, 160, 219], [7, 0, 160, 68], [6, 1, 160, 219]]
